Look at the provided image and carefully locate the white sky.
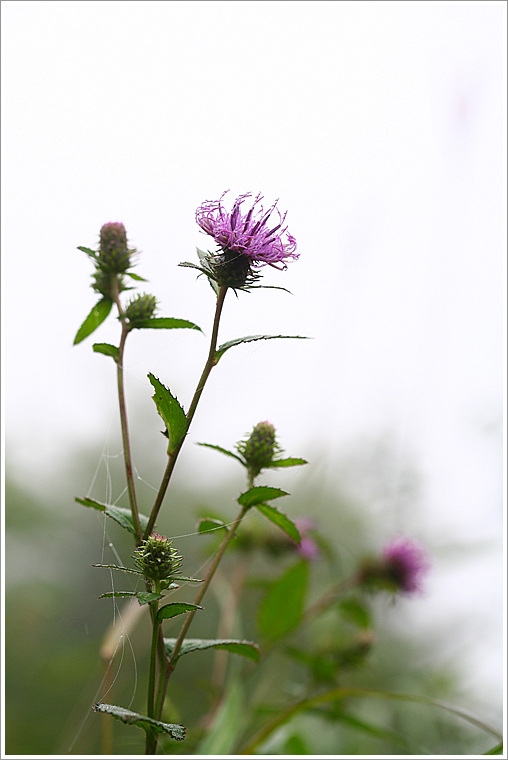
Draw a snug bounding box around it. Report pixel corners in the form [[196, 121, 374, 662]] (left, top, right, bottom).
[[2, 0, 506, 714]]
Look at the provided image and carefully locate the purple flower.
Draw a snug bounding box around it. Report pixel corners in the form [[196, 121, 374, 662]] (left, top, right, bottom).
[[293, 518, 320, 561], [382, 537, 430, 595], [196, 191, 298, 270]]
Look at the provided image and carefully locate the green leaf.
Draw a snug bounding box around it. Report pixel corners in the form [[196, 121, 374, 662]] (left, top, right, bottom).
[[266, 457, 308, 469], [77, 245, 97, 257], [98, 591, 138, 600], [125, 271, 147, 282], [131, 317, 202, 332], [194, 680, 244, 754], [156, 603, 202, 623], [164, 637, 260, 663], [254, 502, 301, 544], [136, 592, 163, 605], [197, 442, 246, 465], [75, 497, 149, 535], [258, 560, 309, 640], [485, 742, 503, 755], [284, 734, 310, 754], [197, 517, 228, 535], [237, 486, 288, 509], [92, 703, 185, 741], [215, 334, 309, 363], [339, 597, 372, 629], [147, 374, 187, 455], [92, 563, 143, 576], [73, 298, 113, 345], [92, 342, 119, 361]]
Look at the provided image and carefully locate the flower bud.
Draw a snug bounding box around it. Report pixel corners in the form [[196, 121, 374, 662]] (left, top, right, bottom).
[[237, 421, 277, 479], [132, 533, 183, 585], [124, 293, 157, 327], [97, 222, 134, 273]]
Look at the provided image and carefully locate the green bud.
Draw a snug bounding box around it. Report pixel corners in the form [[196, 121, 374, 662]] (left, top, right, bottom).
[[132, 533, 183, 585], [237, 421, 278, 479], [124, 293, 157, 327], [97, 222, 135, 274]]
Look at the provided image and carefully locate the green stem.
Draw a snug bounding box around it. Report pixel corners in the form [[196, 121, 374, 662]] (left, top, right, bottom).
[[145, 597, 161, 754], [153, 502, 249, 721], [113, 279, 143, 544], [144, 285, 228, 539]]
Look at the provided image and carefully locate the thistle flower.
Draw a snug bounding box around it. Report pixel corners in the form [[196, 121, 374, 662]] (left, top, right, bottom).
[[293, 518, 320, 561], [359, 537, 430, 596], [192, 191, 298, 289], [132, 533, 183, 586]]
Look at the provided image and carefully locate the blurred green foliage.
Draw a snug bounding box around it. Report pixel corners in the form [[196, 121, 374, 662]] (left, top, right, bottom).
[[4, 436, 502, 755]]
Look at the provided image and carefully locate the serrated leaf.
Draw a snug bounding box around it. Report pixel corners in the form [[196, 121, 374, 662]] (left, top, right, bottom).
[[197, 442, 246, 465], [197, 517, 228, 535], [266, 457, 308, 469], [147, 374, 187, 455], [92, 563, 144, 576], [237, 486, 288, 509], [164, 637, 260, 663], [99, 591, 138, 600], [156, 602, 202, 623], [93, 703, 185, 741], [132, 317, 202, 332], [136, 592, 163, 605], [73, 298, 113, 345], [75, 497, 149, 535], [125, 271, 147, 281], [215, 334, 309, 363], [92, 342, 119, 361], [254, 502, 301, 544], [258, 560, 309, 639]]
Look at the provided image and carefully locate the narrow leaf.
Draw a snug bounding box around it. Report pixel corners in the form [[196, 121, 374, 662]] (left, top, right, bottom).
[[76, 497, 149, 535], [93, 703, 186, 741], [238, 486, 288, 509], [148, 374, 187, 455], [132, 317, 202, 332], [266, 457, 308, 469], [156, 602, 202, 623], [254, 502, 301, 544], [215, 334, 309, 363], [77, 245, 97, 257], [92, 564, 143, 576], [99, 591, 137, 600], [197, 442, 246, 465], [73, 298, 113, 345], [258, 560, 309, 639], [195, 680, 244, 754], [485, 742, 503, 755], [197, 517, 228, 535], [164, 638, 260, 663], [125, 271, 147, 281], [92, 342, 119, 361]]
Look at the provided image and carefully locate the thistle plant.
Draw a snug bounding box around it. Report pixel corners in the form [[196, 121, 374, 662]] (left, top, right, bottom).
[[73, 194, 502, 756]]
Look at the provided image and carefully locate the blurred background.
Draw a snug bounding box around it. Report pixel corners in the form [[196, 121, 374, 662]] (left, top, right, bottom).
[[2, 0, 505, 755]]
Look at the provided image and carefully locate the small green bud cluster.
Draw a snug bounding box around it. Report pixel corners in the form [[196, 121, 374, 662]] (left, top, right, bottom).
[[132, 533, 183, 588], [237, 421, 278, 479], [210, 248, 256, 289], [124, 293, 157, 327]]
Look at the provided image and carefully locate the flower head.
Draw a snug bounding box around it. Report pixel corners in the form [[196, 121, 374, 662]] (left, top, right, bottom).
[[236, 421, 279, 480], [293, 518, 320, 561], [98, 222, 134, 273], [381, 537, 430, 594], [192, 191, 298, 289], [359, 536, 430, 596]]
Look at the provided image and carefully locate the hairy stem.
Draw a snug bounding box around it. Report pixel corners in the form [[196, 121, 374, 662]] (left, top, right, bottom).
[[144, 285, 228, 539]]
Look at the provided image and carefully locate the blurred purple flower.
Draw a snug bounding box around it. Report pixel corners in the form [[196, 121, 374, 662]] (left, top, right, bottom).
[[196, 191, 298, 269], [294, 518, 319, 561], [382, 537, 430, 595]]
